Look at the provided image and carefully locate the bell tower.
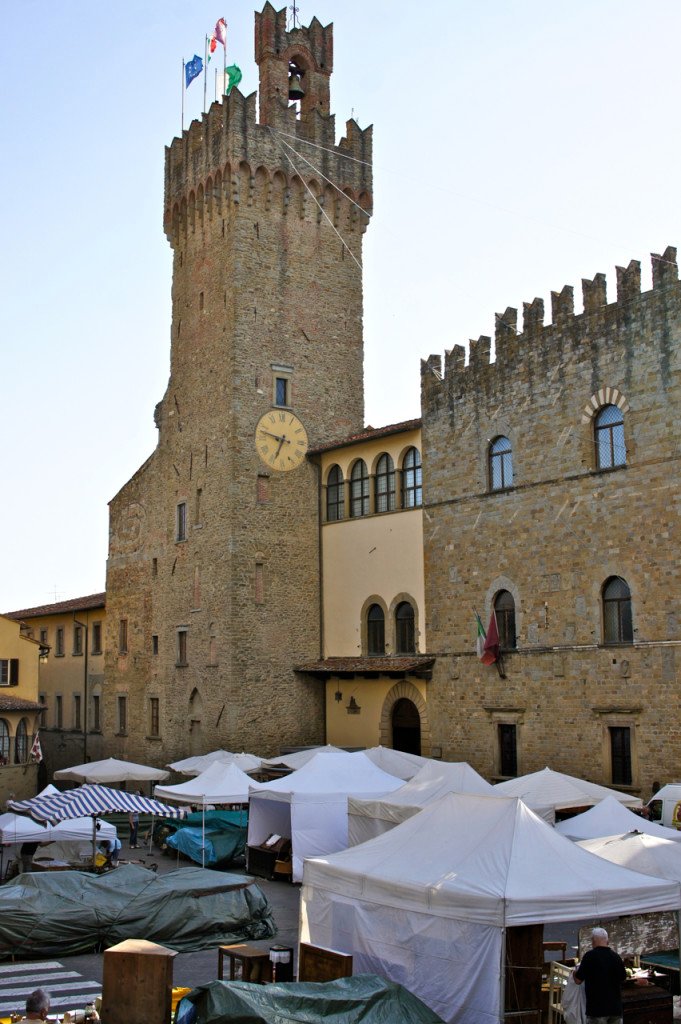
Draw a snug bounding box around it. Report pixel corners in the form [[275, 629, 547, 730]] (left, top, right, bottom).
[[105, 5, 373, 763]]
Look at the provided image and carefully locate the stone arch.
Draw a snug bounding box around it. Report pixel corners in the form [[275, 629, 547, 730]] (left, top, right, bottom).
[[359, 594, 388, 656], [214, 168, 223, 212], [485, 575, 522, 645], [379, 682, 431, 756], [205, 176, 213, 219], [254, 166, 269, 209], [188, 190, 196, 232], [272, 171, 287, 214], [180, 196, 187, 235], [581, 386, 630, 424], [388, 591, 420, 655], [238, 161, 252, 206], [289, 175, 305, 218], [580, 387, 631, 468]]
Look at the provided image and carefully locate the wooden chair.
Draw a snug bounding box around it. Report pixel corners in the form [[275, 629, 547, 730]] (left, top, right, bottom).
[[547, 961, 572, 1024], [298, 943, 353, 983]]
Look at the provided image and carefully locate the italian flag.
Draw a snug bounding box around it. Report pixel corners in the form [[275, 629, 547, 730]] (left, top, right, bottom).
[[475, 612, 486, 659]]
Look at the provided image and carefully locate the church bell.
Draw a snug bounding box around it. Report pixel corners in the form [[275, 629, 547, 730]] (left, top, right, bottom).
[[288, 69, 305, 101]]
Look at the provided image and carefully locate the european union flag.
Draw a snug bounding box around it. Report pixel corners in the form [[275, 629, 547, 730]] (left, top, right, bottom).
[[185, 54, 203, 88]]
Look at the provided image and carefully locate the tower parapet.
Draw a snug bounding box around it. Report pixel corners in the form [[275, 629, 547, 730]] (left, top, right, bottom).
[[163, 4, 372, 247]]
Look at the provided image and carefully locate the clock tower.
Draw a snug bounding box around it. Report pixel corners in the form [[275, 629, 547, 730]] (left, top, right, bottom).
[[105, 3, 373, 761]]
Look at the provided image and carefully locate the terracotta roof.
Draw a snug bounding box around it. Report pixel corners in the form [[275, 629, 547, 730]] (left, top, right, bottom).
[[308, 417, 422, 456], [295, 655, 435, 678], [0, 694, 44, 713], [4, 592, 106, 620]]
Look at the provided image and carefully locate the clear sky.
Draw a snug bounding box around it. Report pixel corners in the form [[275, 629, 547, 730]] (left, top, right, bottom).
[[2, 1, 679, 611]]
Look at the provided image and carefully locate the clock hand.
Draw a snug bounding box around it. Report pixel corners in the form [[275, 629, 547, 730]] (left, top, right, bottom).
[[275, 437, 285, 458], [260, 430, 285, 442]]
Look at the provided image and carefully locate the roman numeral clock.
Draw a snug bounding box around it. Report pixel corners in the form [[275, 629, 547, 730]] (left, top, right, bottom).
[[255, 409, 309, 472]]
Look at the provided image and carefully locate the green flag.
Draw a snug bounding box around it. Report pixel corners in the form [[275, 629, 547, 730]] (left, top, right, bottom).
[[225, 64, 242, 96]]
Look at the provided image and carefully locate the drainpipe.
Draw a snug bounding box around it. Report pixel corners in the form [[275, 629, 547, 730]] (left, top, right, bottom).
[[73, 615, 89, 763]]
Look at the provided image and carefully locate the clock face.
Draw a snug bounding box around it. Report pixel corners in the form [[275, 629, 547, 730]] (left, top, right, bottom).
[[255, 409, 309, 472]]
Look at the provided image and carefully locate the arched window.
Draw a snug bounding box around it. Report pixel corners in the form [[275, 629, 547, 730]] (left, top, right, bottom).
[[489, 436, 513, 491], [375, 454, 396, 513], [367, 604, 385, 656], [350, 460, 369, 517], [402, 447, 422, 508], [14, 718, 28, 764], [395, 601, 416, 654], [0, 719, 9, 764], [326, 465, 344, 521], [494, 590, 517, 649], [603, 576, 633, 643], [595, 405, 626, 469]]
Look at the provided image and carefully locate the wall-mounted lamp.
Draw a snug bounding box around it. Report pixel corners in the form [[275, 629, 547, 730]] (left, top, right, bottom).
[[347, 696, 361, 715], [334, 689, 343, 703]]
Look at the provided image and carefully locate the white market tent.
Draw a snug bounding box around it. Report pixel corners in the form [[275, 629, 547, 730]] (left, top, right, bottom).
[[248, 751, 403, 882], [260, 744, 344, 772], [155, 761, 265, 805], [495, 767, 641, 823], [301, 792, 681, 1024], [362, 746, 431, 780], [0, 812, 116, 845], [556, 796, 681, 842], [578, 831, 681, 882], [348, 760, 495, 845], [54, 757, 169, 784], [167, 750, 262, 776]]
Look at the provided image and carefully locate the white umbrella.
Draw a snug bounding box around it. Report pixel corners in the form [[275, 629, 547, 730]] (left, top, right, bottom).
[[54, 757, 169, 783]]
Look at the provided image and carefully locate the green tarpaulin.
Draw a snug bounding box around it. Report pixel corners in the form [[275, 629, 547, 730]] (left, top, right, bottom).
[[0, 864, 275, 960], [176, 975, 445, 1024]]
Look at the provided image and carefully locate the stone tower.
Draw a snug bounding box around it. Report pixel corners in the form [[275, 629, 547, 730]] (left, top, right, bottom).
[[105, 3, 373, 763]]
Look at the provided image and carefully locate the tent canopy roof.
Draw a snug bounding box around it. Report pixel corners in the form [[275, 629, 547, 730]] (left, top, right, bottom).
[[54, 757, 169, 783], [155, 761, 265, 805], [252, 752, 403, 803], [556, 796, 681, 842], [578, 831, 681, 882], [362, 747, 431, 781], [261, 745, 344, 771], [9, 784, 183, 823], [167, 750, 262, 776], [495, 767, 641, 812], [303, 792, 680, 926], [350, 760, 494, 821]]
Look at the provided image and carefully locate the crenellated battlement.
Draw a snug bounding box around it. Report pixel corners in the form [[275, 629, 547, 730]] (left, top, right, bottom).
[[163, 4, 372, 246], [421, 246, 679, 401]]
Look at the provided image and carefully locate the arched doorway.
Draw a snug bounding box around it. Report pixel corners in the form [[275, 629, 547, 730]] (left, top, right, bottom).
[[391, 698, 421, 755]]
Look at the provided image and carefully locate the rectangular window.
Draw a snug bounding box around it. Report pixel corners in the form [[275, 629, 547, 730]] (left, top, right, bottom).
[[56, 627, 65, 656], [275, 376, 289, 407], [92, 694, 101, 732], [117, 695, 127, 734], [0, 659, 19, 686], [91, 622, 102, 655], [39, 695, 47, 727], [40, 628, 48, 647], [55, 695, 63, 729], [152, 634, 159, 655], [150, 698, 160, 737], [74, 694, 82, 731], [119, 618, 128, 655], [176, 501, 187, 542], [257, 474, 270, 504], [498, 724, 517, 777], [610, 726, 632, 786], [176, 629, 188, 666], [152, 557, 158, 577], [73, 624, 83, 656]]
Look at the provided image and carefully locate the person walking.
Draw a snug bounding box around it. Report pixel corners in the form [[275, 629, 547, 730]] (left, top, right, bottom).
[[128, 801, 139, 849], [573, 927, 626, 1024]]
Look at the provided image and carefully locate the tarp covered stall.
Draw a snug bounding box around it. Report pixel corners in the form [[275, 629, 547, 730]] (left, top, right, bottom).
[[166, 812, 248, 867], [578, 831, 681, 881], [348, 761, 494, 845], [176, 975, 445, 1024], [0, 864, 275, 960], [248, 752, 403, 882], [301, 793, 681, 1024], [494, 767, 641, 823], [53, 757, 169, 783], [168, 750, 262, 776], [155, 761, 264, 805], [556, 796, 681, 842]]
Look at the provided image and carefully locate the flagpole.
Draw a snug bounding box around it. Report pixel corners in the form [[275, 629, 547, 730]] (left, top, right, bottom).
[[215, 68, 218, 102], [203, 35, 208, 112], [181, 59, 185, 133], [223, 16, 227, 97]]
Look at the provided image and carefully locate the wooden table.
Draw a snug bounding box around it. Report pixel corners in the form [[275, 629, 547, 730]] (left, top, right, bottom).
[[218, 943, 272, 984]]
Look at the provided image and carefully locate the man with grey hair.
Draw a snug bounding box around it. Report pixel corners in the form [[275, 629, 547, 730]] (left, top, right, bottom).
[[21, 989, 50, 1021], [574, 927, 626, 1024]]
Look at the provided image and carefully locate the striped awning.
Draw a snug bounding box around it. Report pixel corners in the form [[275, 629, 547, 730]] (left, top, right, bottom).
[[8, 784, 184, 824]]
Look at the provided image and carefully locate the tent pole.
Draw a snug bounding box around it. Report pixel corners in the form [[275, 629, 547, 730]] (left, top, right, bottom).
[[202, 802, 205, 868], [499, 925, 506, 1024], [92, 814, 97, 870], [677, 911, 681, 986]]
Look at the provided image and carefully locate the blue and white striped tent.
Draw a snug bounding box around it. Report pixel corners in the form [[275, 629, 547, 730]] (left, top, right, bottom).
[[9, 784, 184, 824]]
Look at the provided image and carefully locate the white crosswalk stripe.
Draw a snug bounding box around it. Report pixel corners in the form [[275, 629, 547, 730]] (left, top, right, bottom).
[[0, 960, 102, 1015]]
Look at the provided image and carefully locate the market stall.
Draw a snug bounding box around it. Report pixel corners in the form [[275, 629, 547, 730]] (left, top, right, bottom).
[[495, 767, 642, 823], [556, 796, 681, 842]]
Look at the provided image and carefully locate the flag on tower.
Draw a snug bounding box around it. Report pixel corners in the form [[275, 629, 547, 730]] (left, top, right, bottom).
[[30, 732, 43, 763], [214, 18, 227, 47], [481, 611, 500, 665], [185, 54, 203, 88], [225, 64, 242, 95]]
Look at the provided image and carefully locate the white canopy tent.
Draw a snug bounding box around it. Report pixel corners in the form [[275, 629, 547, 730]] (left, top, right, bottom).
[[348, 760, 495, 845], [362, 746, 431, 781], [248, 751, 403, 882], [260, 744, 344, 772], [495, 767, 641, 823], [155, 761, 265, 805], [167, 750, 262, 776], [54, 757, 169, 784], [0, 812, 116, 845], [301, 792, 681, 1024], [578, 831, 681, 882], [556, 796, 681, 842]]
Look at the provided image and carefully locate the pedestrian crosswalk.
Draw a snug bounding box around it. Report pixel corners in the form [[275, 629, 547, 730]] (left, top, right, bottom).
[[0, 960, 102, 1016]]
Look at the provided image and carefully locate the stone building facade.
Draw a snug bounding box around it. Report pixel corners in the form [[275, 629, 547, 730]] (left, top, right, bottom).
[[105, 4, 372, 764], [421, 248, 681, 795]]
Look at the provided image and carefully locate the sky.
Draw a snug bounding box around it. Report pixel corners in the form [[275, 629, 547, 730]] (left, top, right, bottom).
[[1, 1, 680, 612]]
